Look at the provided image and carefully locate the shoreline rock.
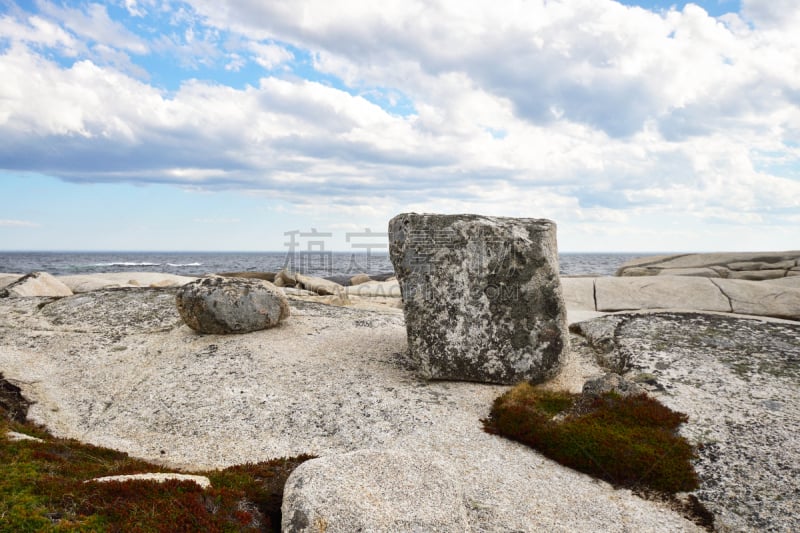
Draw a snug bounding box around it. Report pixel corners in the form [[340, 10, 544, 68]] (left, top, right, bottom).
[[617, 251, 800, 280]]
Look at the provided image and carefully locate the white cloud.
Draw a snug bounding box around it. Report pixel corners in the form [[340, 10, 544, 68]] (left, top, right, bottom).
[[248, 42, 293, 69], [0, 0, 799, 251], [0, 13, 80, 55], [0, 219, 40, 228], [37, 1, 148, 54]]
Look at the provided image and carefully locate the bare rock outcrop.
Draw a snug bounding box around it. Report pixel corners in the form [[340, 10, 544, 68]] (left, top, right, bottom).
[[617, 251, 800, 280]]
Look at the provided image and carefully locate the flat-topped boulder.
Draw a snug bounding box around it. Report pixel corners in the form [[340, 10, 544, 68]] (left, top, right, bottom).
[[617, 251, 800, 280], [389, 213, 569, 385]]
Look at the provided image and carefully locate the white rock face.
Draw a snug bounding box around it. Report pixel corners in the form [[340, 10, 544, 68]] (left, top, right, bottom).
[[595, 276, 731, 313], [88, 473, 211, 489], [1, 272, 73, 297], [282, 450, 470, 533], [175, 277, 289, 334], [389, 213, 569, 385]]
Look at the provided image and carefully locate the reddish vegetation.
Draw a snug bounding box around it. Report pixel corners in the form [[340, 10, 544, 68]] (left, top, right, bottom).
[[483, 383, 699, 494]]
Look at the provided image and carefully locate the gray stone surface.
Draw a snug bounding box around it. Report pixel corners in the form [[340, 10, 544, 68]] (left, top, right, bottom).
[[595, 276, 731, 313], [655, 267, 721, 278], [0, 272, 73, 298], [712, 278, 800, 320], [176, 277, 289, 334], [572, 312, 800, 532], [282, 450, 470, 533], [389, 213, 569, 384], [617, 251, 800, 280], [582, 372, 646, 398], [0, 287, 702, 532], [560, 277, 596, 309], [349, 273, 373, 286]]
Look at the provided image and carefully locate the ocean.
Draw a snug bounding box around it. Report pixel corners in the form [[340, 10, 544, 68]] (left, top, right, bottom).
[[0, 251, 658, 278]]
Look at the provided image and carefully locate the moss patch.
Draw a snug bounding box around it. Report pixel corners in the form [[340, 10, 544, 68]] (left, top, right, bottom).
[[483, 383, 699, 495], [0, 374, 312, 532]]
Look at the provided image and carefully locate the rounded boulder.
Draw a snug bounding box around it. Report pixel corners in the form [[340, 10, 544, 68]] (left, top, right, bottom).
[[176, 277, 289, 334]]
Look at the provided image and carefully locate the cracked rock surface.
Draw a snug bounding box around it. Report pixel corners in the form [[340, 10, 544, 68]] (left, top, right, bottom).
[[573, 311, 800, 532], [0, 288, 702, 532]]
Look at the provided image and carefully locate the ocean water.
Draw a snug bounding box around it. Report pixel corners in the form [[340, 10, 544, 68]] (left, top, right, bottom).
[[0, 251, 657, 278]]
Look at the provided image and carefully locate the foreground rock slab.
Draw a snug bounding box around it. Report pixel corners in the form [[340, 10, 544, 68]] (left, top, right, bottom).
[[389, 213, 569, 384], [0, 289, 700, 532], [176, 277, 289, 334], [572, 312, 800, 532], [282, 450, 470, 532]]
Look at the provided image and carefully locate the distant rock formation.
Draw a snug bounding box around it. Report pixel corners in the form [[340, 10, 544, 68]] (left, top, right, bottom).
[[617, 251, 800, 280], [389, 213, 569, 384], [0, 272, 72, 298]]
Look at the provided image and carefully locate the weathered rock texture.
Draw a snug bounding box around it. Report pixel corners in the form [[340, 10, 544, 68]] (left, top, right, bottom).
[[572, 312, 800, 532], [0, 289, 700, 531], [176, 277, 289, 334], [388, 213, 569, 384], [0, 272, 72, 298], [617, 251, 800, 280], [563, 276, 800, 321], [282, 450, 470, 532]]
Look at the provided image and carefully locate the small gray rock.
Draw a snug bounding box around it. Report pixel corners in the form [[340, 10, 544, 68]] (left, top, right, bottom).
[[176, 277, 289, 334], [582, 372, 646, 398], [282, 449, 470, 533]]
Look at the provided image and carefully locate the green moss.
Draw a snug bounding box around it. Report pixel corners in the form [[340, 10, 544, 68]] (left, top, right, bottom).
[[0, 377, 313, 532], [483, 383, 699, 495]]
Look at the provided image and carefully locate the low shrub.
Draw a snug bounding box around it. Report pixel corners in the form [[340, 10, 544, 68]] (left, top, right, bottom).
[[483, 382, 699, 494], [0, 374, 312, 532]]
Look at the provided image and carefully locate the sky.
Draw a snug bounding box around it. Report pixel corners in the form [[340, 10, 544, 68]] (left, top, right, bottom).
[[0, 0, 798, 252]]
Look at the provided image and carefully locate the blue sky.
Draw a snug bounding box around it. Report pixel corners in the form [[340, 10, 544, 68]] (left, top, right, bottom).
[[1, 0, 798, 252]]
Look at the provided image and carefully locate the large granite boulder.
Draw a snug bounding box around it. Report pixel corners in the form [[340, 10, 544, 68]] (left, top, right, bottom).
[[282, 450, 470, 533], [388, 213, 569, 384], [0, 272, 73, 298], [175, 277, 289, 334], [617, 251, 800, 280]]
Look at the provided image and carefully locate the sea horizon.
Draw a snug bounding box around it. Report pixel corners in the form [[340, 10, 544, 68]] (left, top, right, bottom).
[[0, 250, 670, 278]]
